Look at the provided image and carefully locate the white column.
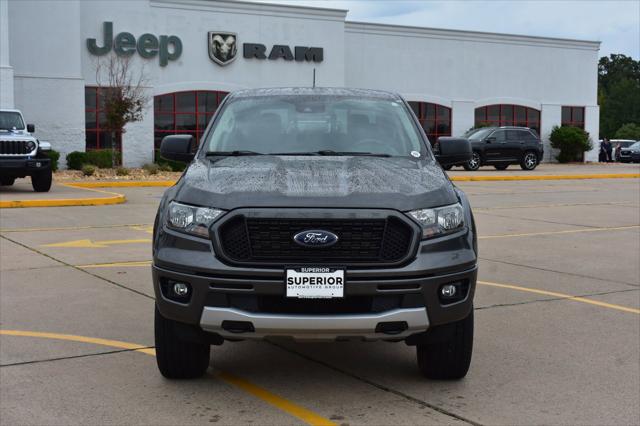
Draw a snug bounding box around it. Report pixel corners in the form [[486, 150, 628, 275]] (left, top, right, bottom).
[[540, 104, 561, 162], [0, 0, 14, 108], [451, 100, 475, 137], [122, 98, 154, 168], [583, 105, 600, 162]]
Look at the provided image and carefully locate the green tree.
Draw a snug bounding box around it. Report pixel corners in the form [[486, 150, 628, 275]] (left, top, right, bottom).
[[95, 54, 149, 167], [614, 123, 640, 140], [598, 54, 640, 138]]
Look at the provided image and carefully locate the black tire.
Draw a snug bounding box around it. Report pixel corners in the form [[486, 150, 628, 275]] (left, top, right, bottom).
[[417, 310, 473, 380], [0, 177, 15, 186], [462, 152, 481, 171], [31, 170, 52, 192], [155, 305, 210, 379], [494, 164, 509, 170], [520, 151, 538, 171], [442, 165, 453, 171]]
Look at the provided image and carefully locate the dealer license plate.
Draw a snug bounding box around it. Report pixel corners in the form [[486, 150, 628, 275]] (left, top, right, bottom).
[[285, 267, 344, 299]]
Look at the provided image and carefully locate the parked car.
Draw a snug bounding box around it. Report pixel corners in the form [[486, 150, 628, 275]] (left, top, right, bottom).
[[446, 126, 543, 171], [619, 141, 640, 163], [0, 109, 52, 192], [152, 88, 477, 380], [609, 139, 637, 162]]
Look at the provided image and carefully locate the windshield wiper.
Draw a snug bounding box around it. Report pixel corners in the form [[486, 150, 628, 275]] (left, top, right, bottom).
[[268, 150, 391, 157], [205, 150, 264, 156], [316, 150, 392, 157]]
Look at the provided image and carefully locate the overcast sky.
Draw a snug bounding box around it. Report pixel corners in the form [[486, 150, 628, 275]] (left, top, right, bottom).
[[253, 0, 640, 59]]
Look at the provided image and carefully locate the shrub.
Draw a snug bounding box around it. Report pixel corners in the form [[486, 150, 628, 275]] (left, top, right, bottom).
[[81, 164, 96, 176], [115, 167, 129, 176], [65, 150, 119, 170], [44, 150, 60, 171], [143, 163, 159, 175], [154, 149, 187, 172], [549, 126, 592, 163], [66, 151, 88, 170], [85, 150, 115, 169], [614, 123, 640, 141]]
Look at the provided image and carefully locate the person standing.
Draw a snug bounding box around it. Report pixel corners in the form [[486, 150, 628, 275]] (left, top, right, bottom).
[[604, 138, 613, 162], [599, 139, 607, 162]]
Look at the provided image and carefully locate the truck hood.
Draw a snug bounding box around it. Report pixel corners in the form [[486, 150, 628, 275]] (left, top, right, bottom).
[[174, 156, 458, 211], [0, 129, 36, 142]]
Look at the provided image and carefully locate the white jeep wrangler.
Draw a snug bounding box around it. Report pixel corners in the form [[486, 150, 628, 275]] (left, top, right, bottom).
[[0, 109, 52, 192]]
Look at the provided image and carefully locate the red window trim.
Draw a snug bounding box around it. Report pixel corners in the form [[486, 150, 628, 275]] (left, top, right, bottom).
[[561, 106, 585, 129], [154, 90, 228, 149], [85, 86, 123, 152], [408, 101, 452, 145], [475, 104, 541, 133]]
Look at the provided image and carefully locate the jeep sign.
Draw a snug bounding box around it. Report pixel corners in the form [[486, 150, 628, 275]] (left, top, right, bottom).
[[87, 22, 182, 67]]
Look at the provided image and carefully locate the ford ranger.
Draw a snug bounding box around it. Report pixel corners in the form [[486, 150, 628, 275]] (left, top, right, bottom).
[[152, 88, 477, 380]]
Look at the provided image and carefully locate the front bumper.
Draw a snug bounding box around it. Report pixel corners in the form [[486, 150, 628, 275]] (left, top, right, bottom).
[[200, 306, 429, 340], [0, 157, 50, 176], [154, 263, 476, 341]]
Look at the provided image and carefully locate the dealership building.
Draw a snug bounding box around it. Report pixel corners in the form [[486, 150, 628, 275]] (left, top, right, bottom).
[[0, 0, 601, 166]]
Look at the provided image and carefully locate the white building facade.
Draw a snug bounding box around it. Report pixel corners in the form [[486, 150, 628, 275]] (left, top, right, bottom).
[[1, 0, 601, 167]]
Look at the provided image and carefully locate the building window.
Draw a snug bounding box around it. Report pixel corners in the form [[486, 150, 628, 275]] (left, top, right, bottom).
[[154, 90, 228, 150], [561, 106, 585, 129], [474, 104, 540, 134], [408, 101, 452, 145], [85, 86, 122, 154]]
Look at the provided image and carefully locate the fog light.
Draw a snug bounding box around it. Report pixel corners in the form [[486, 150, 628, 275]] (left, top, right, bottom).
[[173, 282, 189, 297], [441, 284, 457, 298], [36, 162, 42, 167]]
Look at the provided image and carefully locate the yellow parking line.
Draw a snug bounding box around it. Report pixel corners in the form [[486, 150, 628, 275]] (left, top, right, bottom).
[[0, 330, 155, 355], [450, 173, 640, 182], [0, 223, 153, 233], [77, 260, 152, 268], [479, 225, 640, 239], [478, 281, 640, 314], [217, 372, 337, 426], [67, 181, 175, 188], [0, 329, 336, 426]]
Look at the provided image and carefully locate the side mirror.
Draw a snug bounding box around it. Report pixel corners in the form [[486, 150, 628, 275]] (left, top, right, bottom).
[[160, 135, 195, 162], [485, 136, 495, 143], [27, 124, 35, 133], [435, 137, 472, 167]]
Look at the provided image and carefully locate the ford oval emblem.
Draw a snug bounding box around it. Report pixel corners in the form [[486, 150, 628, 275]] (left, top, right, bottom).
[[293, 230, 339, 248]]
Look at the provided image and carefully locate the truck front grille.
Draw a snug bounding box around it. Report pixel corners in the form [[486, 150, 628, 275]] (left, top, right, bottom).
[[0, 140, 30, 155], [217, 215, 415, 266]]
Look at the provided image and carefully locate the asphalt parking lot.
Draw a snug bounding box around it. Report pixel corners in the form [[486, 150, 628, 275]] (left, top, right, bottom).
[[1, 174, 639, 425]]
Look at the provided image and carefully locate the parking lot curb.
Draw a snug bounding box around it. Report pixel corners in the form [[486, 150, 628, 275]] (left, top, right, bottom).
[[67, 181, 175, 188], [0, 184, 126, 208], [449, 173, 640, 181]]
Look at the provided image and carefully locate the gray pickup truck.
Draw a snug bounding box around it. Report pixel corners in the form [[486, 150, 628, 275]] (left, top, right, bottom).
[[0, 109, 52, 192], [152, 88, 477, 380]]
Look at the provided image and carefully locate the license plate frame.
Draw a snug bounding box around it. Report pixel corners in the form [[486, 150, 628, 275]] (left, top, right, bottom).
[[285, 266, 345, 299]]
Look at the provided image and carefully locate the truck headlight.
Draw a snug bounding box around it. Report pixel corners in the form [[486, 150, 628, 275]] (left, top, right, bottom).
[[25, 141, 36, 151], [407, 203, 464, 239], [167, 201, 224, 237]]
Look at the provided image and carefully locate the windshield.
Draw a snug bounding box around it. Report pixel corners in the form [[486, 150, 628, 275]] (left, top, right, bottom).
[[0, 112, 25, 131], [630, 142, 640, 150], [464, 128, 494, 141], [203, 95, 426, 157]]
